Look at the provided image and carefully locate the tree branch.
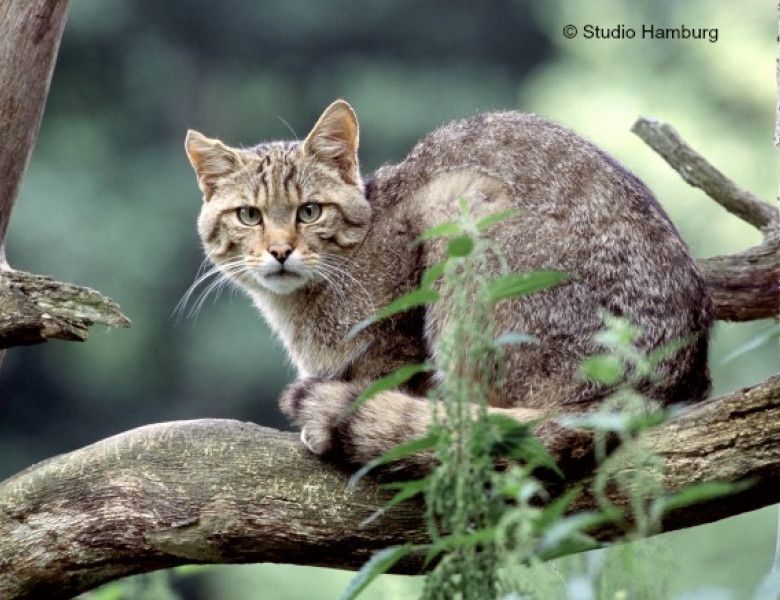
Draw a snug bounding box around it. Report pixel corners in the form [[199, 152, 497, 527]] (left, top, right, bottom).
[[0, 270, 130, 348], [699, 232, 779, 322], [1, 375, 778, 599], [631, 118, 776, 232]]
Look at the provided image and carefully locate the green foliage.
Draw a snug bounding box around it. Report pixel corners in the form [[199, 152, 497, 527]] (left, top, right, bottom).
[[486, 414, 561, 476], [581, 354, 624, 386], [342, 207, 565, 598], [485, 271, 570, 304], [344, 206, 594, 599], [349, 432, 441, 490]]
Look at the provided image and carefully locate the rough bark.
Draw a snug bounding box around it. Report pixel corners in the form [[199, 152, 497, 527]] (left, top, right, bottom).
[[0, 270, 130, 348], [0, 376, 778, 599]]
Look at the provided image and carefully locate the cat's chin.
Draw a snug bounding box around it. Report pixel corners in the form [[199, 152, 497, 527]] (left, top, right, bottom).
[[257, 272, 309, 295]]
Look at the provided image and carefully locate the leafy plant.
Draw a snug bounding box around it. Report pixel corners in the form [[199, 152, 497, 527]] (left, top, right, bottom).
[[341, 204, 575, 599]]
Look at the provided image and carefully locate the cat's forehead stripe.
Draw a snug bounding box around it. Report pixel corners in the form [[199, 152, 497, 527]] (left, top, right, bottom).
[[246, 147, 301, 211]]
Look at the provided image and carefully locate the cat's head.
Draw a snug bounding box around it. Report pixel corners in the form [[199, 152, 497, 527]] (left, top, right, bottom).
[[185, 100, 371, 295]]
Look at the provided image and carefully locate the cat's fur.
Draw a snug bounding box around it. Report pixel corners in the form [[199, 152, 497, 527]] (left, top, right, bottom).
[[185, 100, 714, 474]]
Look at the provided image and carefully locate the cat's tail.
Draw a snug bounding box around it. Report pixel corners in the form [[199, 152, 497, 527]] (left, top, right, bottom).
[[280, 378, 594, 477]]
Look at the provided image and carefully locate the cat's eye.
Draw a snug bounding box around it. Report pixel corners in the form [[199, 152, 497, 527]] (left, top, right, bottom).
[[237, 206, 263, 226], [297, 203, 322, 223]]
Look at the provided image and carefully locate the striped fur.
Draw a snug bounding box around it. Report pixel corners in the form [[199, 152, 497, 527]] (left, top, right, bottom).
[[185, 100, 714, 474]]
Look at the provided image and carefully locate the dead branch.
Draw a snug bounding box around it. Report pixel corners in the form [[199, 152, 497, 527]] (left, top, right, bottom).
[[0, 270, 130, 348], [631, 118, 776, 232]]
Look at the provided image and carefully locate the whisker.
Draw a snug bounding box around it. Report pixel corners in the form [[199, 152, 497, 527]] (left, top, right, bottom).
[[174, 257, 247, 321], [312, 265, 350, 315], [317, 253, 376, 315], [189, 261, 252, 319]]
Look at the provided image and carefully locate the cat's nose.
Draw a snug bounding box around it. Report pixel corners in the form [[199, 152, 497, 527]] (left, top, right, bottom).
[[268, 243, 293, 263]]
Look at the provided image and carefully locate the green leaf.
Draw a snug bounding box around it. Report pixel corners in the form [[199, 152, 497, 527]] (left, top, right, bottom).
[[534, 486, 582, 533], [487, 414, 563, 478], [339, 544, 416, 600], [536, 508, 622, 560], [625, 406, 678, 433], [476, 209, 524, 231], [488, 412, 536, 436], [362, 478, 428, 526], [593, 314, 641, 348], [412, 221, 462, 245], [646, 334, 695, 367], [348, 430, 442, 487], [560, 407, 675, 435], [446, 235, 474, 257], [423, 528, 497, 569], [347, 288, 439, 338], [485, 271, 569, 303], [536, 534, 602, 562], [558, 412, 631, 433], [339, 363, 432, 446], [581, 354, 624, 385], [352, 362, 433, 407], [650, 480, 754, 523], [374, 288, 440, 319], [420, 261, 446, 290], [494, 332, 539, 346]]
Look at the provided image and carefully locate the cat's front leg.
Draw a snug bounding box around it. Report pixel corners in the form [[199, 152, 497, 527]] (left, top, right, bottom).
[[281, 378, 600, 478], [280, 378, 360, 456], [280, 378, 434, 473]]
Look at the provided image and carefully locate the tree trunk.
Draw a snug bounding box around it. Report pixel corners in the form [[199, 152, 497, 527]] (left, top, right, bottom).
[[0, 0, 71, 267]]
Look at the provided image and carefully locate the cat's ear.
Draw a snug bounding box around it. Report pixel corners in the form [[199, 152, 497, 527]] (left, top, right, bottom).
[[303, 100, 361, 185], [185, 130, 244, 200]]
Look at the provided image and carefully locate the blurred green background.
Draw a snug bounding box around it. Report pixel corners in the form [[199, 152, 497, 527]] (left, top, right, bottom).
[[1, 0, 777, 598]]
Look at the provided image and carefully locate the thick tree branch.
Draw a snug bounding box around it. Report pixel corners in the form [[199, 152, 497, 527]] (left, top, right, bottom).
[[698, 233, 779, 322], [1, 376, 778, 599]]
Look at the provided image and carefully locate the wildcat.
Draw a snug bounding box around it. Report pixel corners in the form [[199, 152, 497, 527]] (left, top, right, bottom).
[[185, 100, 713, 474]]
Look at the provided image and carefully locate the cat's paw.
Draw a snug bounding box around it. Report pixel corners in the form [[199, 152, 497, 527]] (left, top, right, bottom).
[[280, 378, 362, 457]]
